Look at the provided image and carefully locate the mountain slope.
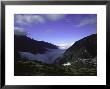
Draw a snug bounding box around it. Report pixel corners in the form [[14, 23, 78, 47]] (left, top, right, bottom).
[[14, 34, 97, 76], [14, 35, 58, 60], [62, 34, 97, 68]]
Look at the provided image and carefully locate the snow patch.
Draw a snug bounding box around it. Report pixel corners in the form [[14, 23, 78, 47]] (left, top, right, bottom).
[[63, 62, 71, 66]]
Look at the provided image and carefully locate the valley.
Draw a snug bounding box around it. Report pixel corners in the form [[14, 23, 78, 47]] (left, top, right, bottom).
[[14, 34, 97, 76]]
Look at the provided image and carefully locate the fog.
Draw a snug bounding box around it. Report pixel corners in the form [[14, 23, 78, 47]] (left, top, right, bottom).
[[19, 49, 66, 64]]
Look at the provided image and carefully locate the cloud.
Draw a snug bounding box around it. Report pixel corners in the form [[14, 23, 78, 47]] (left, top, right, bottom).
[[15, 14, 65, 26], [19, 49, 65, 64], [46, 14, 65, 21], [76, 16, 97, 27], [14, 27, 27, 36], [15, 14, 45, 25], [57, 43, 74, 49]]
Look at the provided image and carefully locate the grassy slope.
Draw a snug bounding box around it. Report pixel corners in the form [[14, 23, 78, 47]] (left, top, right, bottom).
[[14, 58, 96, 76]]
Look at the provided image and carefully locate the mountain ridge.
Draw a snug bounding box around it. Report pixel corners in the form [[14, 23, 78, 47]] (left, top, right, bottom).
[[14, 35, 58, 60], [14, 34, 97, 76], [61, 34, 97, 68]]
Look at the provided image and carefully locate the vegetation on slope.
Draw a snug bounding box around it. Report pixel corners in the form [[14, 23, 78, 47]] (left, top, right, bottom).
[[14, 58, 96, 76]]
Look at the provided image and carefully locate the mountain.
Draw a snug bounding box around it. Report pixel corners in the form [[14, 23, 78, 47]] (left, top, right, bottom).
[[60, 34, 97, 68], [14, 35, 58, 59], [14, 34, 97, 76]]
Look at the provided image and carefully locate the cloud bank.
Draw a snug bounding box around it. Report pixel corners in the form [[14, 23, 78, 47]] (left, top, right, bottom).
[[15, 14, 65, 25], [76, 16, 97, 27], [14, 27, 27, 36], [15, 14, 45, 25], [19, 49, 66, 64], [46, 14, 65, 21]]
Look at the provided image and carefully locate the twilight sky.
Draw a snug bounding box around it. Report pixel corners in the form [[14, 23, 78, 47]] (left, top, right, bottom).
[[14, 14, 97, 48]]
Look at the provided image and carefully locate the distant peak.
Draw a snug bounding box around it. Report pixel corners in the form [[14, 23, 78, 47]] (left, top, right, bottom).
[[57, 43, 73, 49]]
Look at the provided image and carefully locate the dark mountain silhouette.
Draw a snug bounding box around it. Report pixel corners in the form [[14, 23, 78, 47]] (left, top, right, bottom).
[[14, 35, 58, 59], [14, 34, 97, 76], [57, 34, 97, 67]]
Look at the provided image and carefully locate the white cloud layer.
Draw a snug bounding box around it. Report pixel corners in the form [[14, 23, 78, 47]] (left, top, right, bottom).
[[15, 14, 65, 25], [15, 14, 45, 25], [76, 16, 97, 27], [14, 27, 26, 36], [46, 14, 65, 21], [19, 49, 66, 64]]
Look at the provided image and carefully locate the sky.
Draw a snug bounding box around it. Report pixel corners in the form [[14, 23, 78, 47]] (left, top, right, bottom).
[[14, 14, 97, 48]]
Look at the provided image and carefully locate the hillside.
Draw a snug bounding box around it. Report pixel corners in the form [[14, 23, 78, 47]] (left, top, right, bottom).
[[14, 34, 97, 76], [62, 34, 97, 68], [14, 35, 58, 60]]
